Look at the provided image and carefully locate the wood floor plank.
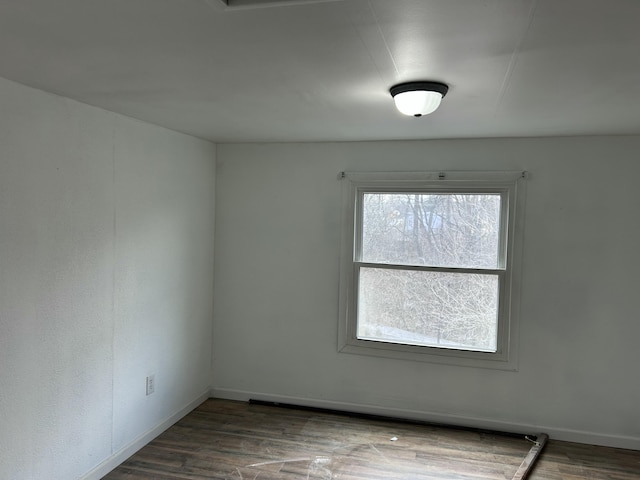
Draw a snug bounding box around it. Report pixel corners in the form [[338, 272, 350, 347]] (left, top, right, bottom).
[[103, 399, 639, 480]]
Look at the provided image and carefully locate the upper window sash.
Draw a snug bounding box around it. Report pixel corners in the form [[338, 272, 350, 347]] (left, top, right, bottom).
[[346, 171, 524, 269], [355, 188, 510, 271]]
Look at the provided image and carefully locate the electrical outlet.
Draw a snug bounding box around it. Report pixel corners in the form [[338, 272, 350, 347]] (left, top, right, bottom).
[[146, 374, 155, 396]]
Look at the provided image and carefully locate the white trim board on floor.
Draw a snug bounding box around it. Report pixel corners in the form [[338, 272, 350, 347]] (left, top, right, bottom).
[[210, 388, 640, 451], [81, 389, 211, 480]]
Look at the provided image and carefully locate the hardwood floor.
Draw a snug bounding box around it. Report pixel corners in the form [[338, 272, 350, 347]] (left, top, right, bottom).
[[103, 399, 640, 480]]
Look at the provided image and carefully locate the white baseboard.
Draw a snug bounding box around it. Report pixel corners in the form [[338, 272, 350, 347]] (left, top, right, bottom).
[[210, 387, 640, 451], [81, 389, 211, 480]]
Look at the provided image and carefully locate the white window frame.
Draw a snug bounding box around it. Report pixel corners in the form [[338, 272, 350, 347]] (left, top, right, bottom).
[[338, 171, 526, 370]]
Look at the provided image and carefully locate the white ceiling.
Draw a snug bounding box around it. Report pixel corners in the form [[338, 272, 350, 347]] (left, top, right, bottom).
[[1, 0, 639, 143]]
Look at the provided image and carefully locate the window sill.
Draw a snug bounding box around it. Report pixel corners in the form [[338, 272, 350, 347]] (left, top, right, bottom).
[[338, 339, 519, 371]]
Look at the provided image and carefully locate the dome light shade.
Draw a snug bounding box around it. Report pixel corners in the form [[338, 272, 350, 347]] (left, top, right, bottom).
[[390, 81, 449, 117]]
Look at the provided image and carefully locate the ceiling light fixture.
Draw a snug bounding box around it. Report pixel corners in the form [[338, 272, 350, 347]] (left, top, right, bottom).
[[390, 81, 449, 117]]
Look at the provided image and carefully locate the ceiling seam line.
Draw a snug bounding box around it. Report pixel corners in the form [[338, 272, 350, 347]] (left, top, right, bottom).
[[367, 0, 399, 77], [494, 0, 539, 116]]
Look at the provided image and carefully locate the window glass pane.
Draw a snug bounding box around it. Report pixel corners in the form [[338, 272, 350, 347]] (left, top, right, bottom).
[[361, 193, 501, 269], [357, 267, 499, 352]]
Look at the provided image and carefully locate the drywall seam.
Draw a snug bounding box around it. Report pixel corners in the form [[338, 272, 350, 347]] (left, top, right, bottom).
[[109, 112, 118, 461]]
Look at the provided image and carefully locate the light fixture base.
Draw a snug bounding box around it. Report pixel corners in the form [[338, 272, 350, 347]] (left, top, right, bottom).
[[389, 81, 449, 98]]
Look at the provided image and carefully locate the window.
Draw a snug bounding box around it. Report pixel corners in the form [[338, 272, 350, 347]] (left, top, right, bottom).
[[338, 171, 526, 369]]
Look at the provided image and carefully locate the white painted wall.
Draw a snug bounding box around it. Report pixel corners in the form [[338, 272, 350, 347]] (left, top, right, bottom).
[[213, 138, 640, 450], [0, 77, 216, 479]]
